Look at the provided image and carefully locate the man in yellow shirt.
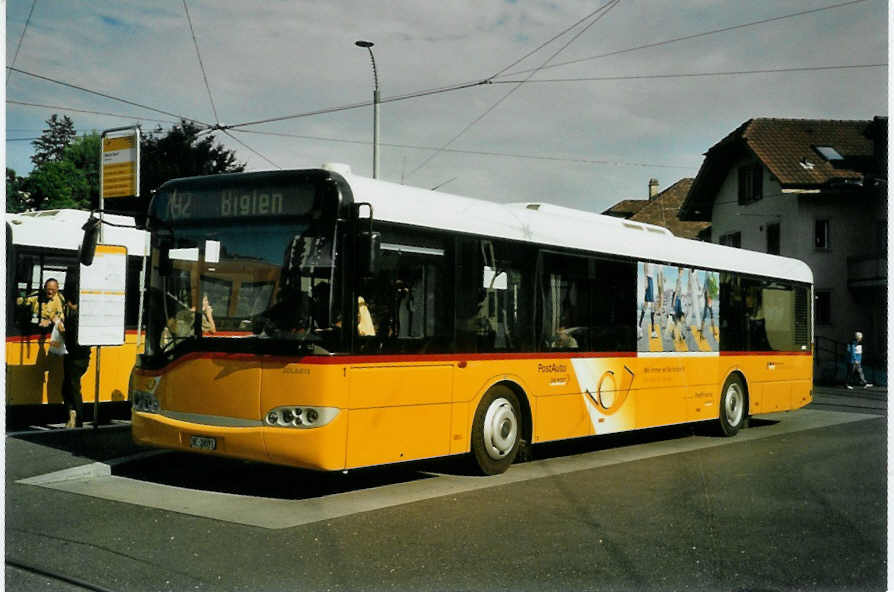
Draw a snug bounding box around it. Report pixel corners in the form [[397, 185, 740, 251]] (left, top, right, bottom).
[[18, 278, 66, 328]]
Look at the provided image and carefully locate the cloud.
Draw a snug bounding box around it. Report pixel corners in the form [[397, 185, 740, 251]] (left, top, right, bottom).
[[5, 0, 887, 213]]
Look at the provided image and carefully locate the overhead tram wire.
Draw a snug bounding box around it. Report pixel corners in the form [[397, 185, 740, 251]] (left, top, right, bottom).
[[229, 127, 695, 169], [490, 0, 623, 79], [220, 129, 281, 169], [220, 79, 490, 131], [7, 0, 37, 84], [493, 63, 888, 84], [495, 0, 873, 79], [183, 0, 220, 125], [145, 0, 872, 137], [219, 0, 621, 133], [6, 100, 180, 125], [5, 66, 211, 128], [404, 0, 622, 180]]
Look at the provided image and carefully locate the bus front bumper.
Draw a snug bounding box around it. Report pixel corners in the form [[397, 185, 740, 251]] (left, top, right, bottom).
[[131, 409, 348, 471]]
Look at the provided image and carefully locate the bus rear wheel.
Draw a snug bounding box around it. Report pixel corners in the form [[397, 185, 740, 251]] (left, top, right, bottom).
[[717, 374, 747, 436], [471, 385, 521, 475]]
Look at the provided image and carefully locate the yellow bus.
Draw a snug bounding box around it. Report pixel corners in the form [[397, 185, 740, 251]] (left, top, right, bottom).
[[6, 209, 146, 417], [129, 165, 813, 474]]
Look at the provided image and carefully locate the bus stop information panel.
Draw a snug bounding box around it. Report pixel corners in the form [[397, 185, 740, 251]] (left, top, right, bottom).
[[79, 244, 127, 346]]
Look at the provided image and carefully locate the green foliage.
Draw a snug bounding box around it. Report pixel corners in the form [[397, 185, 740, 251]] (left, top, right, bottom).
[[63, 132, 101, 209], [25, 160, 91, 210], [139, 120, 245, 197], [31, 114, 76, 166], [18, 115, 245, 213], [6, 168, 30, 212]]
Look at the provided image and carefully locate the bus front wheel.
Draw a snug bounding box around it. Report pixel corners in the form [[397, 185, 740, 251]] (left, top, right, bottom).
[[717, 374, 747, 436], [471, 385, 521, 475]]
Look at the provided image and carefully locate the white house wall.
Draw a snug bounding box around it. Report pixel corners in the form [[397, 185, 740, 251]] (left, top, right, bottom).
[[710, 155, 881, 354]]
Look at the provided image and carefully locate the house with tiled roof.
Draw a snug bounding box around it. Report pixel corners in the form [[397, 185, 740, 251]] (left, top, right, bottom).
[[602, 198, 650, 219], [602, 178, 709, 240], [627, 178, 709, 240], [679, 117, 887, 384]]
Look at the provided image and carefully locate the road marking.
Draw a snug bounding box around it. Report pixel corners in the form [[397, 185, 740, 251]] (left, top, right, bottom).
[[16, 409, 877, 530]]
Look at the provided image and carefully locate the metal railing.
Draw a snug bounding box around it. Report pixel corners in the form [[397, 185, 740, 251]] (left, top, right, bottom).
[[814, 335, 887, 386]]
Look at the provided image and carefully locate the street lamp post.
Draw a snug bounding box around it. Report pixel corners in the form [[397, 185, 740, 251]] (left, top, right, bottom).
[[355, 40, 380, 179]]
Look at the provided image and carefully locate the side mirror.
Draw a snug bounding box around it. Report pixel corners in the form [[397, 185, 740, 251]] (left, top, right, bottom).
[[358, 231, 381, 277], [80, 216, 101, 266]]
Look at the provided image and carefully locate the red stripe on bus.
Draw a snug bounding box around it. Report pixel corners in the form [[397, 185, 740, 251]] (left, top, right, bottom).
[[5, 329, 251, 344], [718, 350, 812, 356], [132, 349, 813, 376], [133, 350, 638, 375]]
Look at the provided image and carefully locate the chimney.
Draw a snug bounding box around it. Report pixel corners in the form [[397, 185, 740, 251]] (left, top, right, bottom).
[[648, 178, 659, 199]]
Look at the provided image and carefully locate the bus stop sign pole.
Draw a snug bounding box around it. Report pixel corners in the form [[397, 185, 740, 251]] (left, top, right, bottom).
[[90, 126, 140, 428]]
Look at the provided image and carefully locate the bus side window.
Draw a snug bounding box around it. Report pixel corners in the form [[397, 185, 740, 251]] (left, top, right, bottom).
[[456, 238, 534, 353], [719, 272, 745, 351], [588, 258, 636, 352], [540, 253, 589, 352], [12, 255, 36, 333], [12, 252, 72, 334], [358, 229, 452, 354]]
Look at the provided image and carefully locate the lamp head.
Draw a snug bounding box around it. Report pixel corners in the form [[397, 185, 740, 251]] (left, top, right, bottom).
[[355, 40, 374, 48]]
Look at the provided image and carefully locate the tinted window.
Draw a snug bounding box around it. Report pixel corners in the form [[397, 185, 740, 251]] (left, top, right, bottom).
[[539, 252, 635, 352], [357, 228, 452, 354], [456, 238, 535, 353], [720, 272, 810, 352], [10, 250, 76, 336]]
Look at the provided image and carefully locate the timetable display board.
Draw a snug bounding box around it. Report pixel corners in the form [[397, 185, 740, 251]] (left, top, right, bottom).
[[101, 127, 140, 199], [79, 244, 128, 346]]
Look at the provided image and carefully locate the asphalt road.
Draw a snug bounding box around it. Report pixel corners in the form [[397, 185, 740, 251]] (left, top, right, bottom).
[[5, 386, 887, 592]]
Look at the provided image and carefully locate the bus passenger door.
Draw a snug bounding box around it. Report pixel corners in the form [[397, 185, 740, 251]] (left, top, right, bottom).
[[348, 226, 455, 468], [7, 248, 75, 405]]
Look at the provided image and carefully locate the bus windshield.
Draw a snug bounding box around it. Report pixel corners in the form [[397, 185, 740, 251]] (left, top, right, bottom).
[[143, 173, 343, 361]]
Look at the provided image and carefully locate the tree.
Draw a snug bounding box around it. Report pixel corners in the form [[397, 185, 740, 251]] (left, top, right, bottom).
[[140, 120, 245, 197], [16, 116, 246, 213], [6, 168, 30, 212], [31, 114, 76, 166], [25, 161, 91, 210], [63, 132, 101, 209]]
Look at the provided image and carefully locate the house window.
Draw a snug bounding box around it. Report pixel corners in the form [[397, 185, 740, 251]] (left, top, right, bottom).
[[719, 232, 741, 248], [737, 164, 763, 204], [815, 290, 831, 325], [814, 146, 844, 161], [766, 222, 780, 255], [814, 219, 830, 250]]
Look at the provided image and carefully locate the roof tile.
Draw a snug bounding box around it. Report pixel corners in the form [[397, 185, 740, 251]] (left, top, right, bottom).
[[628, 178, 708, 239]]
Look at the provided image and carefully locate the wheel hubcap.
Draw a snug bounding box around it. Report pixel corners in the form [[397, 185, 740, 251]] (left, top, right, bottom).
[[725, 383, 744, 426], [483, 397, 518, 460]]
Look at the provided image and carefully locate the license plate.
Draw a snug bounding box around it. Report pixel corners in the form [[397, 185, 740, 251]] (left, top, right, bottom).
[[190, 435, 217, 451]]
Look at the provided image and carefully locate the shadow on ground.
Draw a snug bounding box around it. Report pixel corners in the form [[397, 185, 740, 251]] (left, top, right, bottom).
[[10, 416, 781, 501], [10, 423, 144, 463]]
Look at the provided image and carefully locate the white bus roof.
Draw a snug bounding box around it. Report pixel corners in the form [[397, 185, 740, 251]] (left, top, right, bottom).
[[6, 209, 147, 257], [340, 168, 813, 285]]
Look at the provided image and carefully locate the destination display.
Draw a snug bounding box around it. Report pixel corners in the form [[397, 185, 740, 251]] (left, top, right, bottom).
[[154, 184, 317, 222]]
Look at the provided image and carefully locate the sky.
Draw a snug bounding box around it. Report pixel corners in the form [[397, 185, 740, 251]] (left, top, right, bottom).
[[3, 0, 889, 214]]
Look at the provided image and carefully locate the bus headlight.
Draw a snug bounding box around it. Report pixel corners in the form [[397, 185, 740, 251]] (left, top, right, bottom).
[[264, 406, 338, 429], [132, 390, 160, 413], [130, 375, 161, 414]]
